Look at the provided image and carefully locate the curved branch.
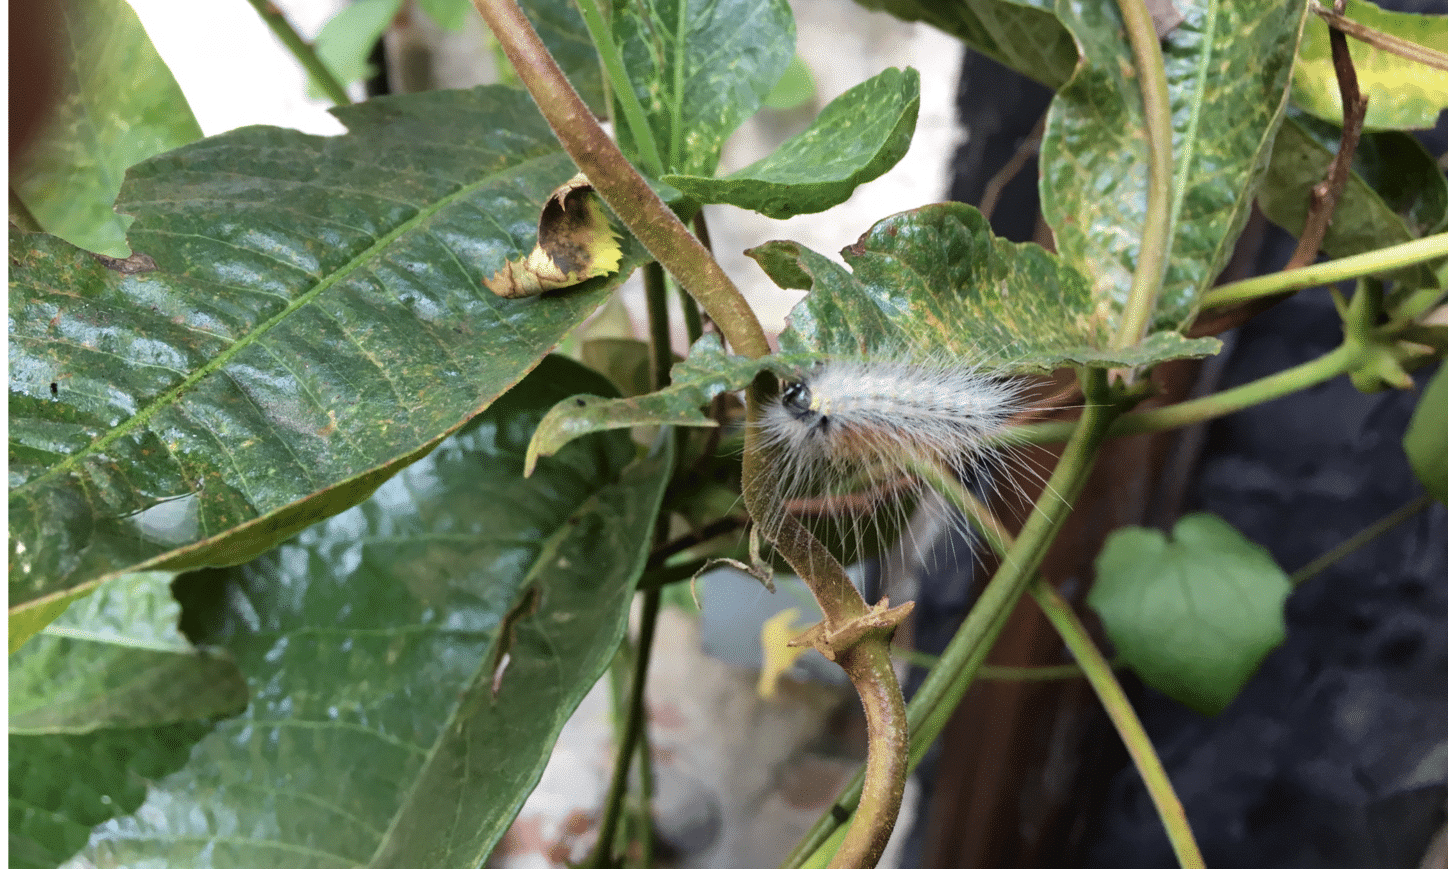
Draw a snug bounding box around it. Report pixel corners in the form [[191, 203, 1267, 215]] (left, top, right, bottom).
[[471, 0, 769, 360]]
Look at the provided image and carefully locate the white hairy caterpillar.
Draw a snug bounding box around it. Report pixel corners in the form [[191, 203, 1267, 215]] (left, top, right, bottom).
[[754, 356, 1034, 567]]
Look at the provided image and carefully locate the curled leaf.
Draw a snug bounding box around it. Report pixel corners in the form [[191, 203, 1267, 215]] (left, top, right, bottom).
[[484, 173, 623, 298]]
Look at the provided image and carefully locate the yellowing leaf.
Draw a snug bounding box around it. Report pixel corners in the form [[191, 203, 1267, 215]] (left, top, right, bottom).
[[757, 607, 812, 699], [1295, 0, 1448, 130], [484, 173, 623, 298]]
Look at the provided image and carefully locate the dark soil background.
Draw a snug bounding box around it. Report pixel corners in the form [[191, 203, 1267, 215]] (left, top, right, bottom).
[[908, 30, 1448, 869]]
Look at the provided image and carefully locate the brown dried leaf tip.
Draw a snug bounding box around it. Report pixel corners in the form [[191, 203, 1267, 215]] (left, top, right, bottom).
[[484, 173, 623, 299]]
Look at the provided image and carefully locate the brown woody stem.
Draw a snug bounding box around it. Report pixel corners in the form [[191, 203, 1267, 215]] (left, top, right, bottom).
[[471, 0, 769, 360]]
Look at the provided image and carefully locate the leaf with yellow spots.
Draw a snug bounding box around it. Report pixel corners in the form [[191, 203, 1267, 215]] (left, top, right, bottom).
[[1294, 0, 1448, 131], [484, 174, 623, 298]]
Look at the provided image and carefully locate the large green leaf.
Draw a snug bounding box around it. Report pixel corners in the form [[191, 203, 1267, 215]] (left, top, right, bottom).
[[1089, 513, 1291, 715], [752, 203, 1220, 368], [662, 67, 920, 219], [9, 573, 247, 869], [9, 85, 649, 645], [613, 0, 795, 176], [852, 0, 1078, 90], [1294, 0, 1448, 130], [72, 356, 670, 869], [531, 205, 1223, 458], [10, 0, 202, 258], [1040, 0, 1308, 332], [1258, 114, 1448, 288]]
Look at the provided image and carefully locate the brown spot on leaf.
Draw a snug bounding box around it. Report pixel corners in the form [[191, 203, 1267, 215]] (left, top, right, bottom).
[[92, 251, 158, 275]]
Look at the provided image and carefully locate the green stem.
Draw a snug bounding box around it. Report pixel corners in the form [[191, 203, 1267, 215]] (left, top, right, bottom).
[[634, 714, 656, 869], [780, 369, 1124, 869], [831, 641, 909, 869], [1030, 581, 1205, 869], [471, 0, 769, 360], [1291, 492, 1436, 586], [575, 0, 665, 177], [1111, 0, 1175, 351], [897, 648, 1090, 682], [1168, 0, 1217, 246], [668, 0, 689, 170], [679, 213, 712, 345], [1202, 233, 1448, 309], [644, 262, 673, 387], [1012, 341, 1368, 446], [588, 588, 662, 867], [1109, 341, 1363, 437], [243, 0, 352, 106]]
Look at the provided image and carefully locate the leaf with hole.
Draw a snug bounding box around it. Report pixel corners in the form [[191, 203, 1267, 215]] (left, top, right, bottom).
[[751, 203, 1221, 368], [483, 174, 623, 298]]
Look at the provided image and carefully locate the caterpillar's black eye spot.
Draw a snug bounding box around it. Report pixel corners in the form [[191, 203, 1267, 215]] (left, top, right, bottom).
[[781, 381, 811, 414]]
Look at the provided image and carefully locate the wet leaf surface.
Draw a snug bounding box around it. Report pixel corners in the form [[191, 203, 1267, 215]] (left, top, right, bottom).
[[9, 85, 649, 643], [70, 357, 670, 869]]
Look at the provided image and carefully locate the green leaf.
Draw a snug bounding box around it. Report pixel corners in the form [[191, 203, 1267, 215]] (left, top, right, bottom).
[[614, 0, 796, 175], [10, 573, 247, 732], [763, 53, 817, 110], [71, 356, 671, 869], [1088, 513, 1291, 715], [314, 0, 403, 91], [419, 0, 473, 32], [1258, 114, 1448, 288], [1040, 0, 1307, 332], [1294, 0, 1448, 130], [528, 334, 772, 467], [662, 67, 920, 219], [1405, 363, 1448, 504], [9, 573, 246, 869], [10, 0, 202, 258], [852, 0, 1078, 90], [751, 203, 1221, 369], [9, 86, 649, 646], [10, 722, 215, 869]]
